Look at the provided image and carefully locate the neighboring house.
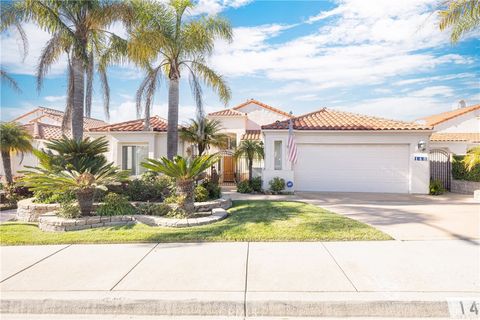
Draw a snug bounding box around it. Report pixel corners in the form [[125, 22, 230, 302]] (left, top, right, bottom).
[[261, 108, 432, 194], [420, 104, 480, 155], [87, 116, 184, 176], [0, 107, 107, 178], [207, 99, 292, 182]]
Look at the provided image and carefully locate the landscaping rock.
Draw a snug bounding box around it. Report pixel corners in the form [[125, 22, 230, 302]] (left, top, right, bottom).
[[194, 198, 232, 212]]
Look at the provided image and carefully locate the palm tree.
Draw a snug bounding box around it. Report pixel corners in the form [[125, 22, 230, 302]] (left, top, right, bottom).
[[1, 0, 133, 138], [1, 69, 22, 93], [234, 140, 264, 183], [180, 117, 228, 156], [463, 146, 480, 171], [0, 122, 33, 184], [126, 0, 232, 158], [439, 0, 480, 43], [142, 154, 219, 214]]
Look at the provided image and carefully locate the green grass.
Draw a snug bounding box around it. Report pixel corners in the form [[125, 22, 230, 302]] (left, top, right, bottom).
[[0, 201, 391, 245]]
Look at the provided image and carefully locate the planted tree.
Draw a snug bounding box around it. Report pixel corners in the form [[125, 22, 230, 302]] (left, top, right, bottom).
[[463, 146, 480, 171], [0, 122, 32, 184], [234, 140, 264, 183], [180, 117, 228, 156]]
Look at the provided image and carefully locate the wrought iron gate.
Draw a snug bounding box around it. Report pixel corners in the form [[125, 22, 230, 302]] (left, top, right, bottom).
[[429, 149, 451, 190]]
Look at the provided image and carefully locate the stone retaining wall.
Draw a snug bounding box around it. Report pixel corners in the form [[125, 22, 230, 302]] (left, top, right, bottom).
[[451, 179, 480, 195], [39, 213, 135, 232]]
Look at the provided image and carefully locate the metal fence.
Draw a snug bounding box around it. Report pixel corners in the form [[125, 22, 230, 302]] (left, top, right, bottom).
[[430, 149, 451, 190]]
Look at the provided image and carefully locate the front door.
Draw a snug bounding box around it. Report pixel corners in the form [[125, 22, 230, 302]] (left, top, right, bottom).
[[223, 156, 235, 182]]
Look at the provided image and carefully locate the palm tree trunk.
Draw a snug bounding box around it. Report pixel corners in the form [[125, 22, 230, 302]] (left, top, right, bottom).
[[71, 54, 85, 141], [76, 188, 94, 216], [176, 179, 195, 214], [248, 158, 253, 182], [167, 78, 179, 159], [1, 151, 13, 185]]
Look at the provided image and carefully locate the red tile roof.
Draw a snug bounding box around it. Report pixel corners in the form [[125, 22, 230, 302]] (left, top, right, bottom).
[[233, 99, 293, 118], [262, 108, 432, 131], [421, 104, 480, 126], [89, 116, 168, 132], [23, 123, 68, 140], [208, 108, 245, 117], [241, 130, 261, 140], [430, 132, 480, 143]]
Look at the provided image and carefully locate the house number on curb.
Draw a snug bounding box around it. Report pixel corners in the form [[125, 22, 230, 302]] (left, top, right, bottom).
[[286, 181, 293, 188], [448, 299, 479, 318]]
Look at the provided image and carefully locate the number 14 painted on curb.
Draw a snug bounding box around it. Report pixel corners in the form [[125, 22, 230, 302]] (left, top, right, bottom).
[[448, 299, 480, 318]]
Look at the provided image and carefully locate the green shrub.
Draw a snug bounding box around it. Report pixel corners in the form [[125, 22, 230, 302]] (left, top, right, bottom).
[[194, 185, 209, 202], [166, 207, 188, 219], [58, 201, 81, 219], [96, 193, 136, 216], [201, 179, 221, 199], [124, 175, 174, 202], [164, 194, 186, 205], [250, 177, 262, 192], [269, 177, 285, 193], [429, 179, 446, 195], [141, 171, 158, 183], [452, 155, 480, 182], [237, 180, 253, 193], [34, 190, 76, 204], [137, 202, 171, 216]]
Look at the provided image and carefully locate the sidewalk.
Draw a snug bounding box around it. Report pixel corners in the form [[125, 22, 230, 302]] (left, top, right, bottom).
[[1, 240, 479, 318]]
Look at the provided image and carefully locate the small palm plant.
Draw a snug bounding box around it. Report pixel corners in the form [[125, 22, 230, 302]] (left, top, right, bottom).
[[463, 146, 480, 171], [142, 154, 219, 214], [180, 117, 228, 156], [234, 140, 264, 183], [0, 122, 33, 184]]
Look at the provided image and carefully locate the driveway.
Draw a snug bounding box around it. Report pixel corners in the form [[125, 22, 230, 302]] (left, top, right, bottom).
[[297, 192, 480, 241]]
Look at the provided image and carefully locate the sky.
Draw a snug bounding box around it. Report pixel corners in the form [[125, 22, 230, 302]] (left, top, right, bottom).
[[1, 0, 479, 125]]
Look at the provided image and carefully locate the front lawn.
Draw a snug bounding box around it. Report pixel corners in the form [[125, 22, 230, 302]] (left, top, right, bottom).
[[0, 201, 391, 245]]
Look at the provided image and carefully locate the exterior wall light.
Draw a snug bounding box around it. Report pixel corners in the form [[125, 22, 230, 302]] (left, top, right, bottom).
[[417, 140, 427, 152]]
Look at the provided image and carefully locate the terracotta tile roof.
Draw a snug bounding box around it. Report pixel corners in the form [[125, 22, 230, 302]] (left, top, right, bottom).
[[89, 116, 168, 132], [233, 99, 293, 118], [430, 132, 480, 143], [421, 104, 480, 126], [23, 123, 69, 140], [208, 108, 245, 117], [241, 130, 261, 140], [262, 108, 432, 131]]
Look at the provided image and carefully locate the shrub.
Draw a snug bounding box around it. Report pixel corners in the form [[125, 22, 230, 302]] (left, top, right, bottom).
[[164, 194, 186, 205], [166, 207, 188, 219], [201, 179, 221, 199], [124, 175, 174, 202], [96, 193, 136, 216], [3, 183, 33, 205], [269, 177, 285, 193], [58, 201, 81, 219], [137, 202, 171, 216], [452, 155, 480, 182], [237, 180, 253, 193], [194, 185, 209, 202], [429, 179, 446, 195], [33, 190, 76, 204], [250, 177, 262, 192]]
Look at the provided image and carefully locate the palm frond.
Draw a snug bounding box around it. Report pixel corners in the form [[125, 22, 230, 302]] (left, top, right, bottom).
[[0, 69, 22, 93]]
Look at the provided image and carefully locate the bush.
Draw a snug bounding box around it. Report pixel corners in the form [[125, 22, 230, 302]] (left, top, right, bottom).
[[124, 175, 174, 202], [269, 177, 285, 193], [194, 185, 209, 202], [166, 207, 188, 219], [237, 180, 253, 193], [58, 201, 81, 219], [201, 179, 221, 199], [429, 179, 446, 195], [137, 202, 171, 216], [96, 193, 136, 216], [452, 155, 480, 182], [3, 183, 33, 204], [33, 190, 76, 204], [250, 177, 262, 192], [164, 194, 186, 205]]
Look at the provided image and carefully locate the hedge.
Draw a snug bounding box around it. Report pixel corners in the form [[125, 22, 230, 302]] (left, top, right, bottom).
[[452, 155, 480, 182]]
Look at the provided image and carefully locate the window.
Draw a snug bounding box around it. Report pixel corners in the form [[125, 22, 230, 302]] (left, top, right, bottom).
[[122, 145, 148, 175], [274, 140, 282, 170]]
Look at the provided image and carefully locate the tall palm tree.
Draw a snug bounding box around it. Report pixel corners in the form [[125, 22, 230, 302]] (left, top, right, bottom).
[[0, 122, 33, 184], [439, 0, 480, 43], [1, 0, 133, 139], [234, 140, 264, 183], [127, 0, 232, 159], [180, 117, 228, 156]]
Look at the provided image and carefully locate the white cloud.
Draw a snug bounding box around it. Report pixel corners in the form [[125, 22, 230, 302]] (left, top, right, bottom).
[[392, 73, 476, 86], [409, 85, 455, 97], [191, 0, 253, 15], [44, 95, 66, 102]]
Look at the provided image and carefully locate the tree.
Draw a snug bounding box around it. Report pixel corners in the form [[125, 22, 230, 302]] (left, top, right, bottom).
[[180, 117, 228, 156], [1, 0, 133, 139], [439, 0, 480, 43], [463, 146, 480, 171], [127, 0, 232, 158], [0, 122, 33, 184], [234, 140, 264, 183]]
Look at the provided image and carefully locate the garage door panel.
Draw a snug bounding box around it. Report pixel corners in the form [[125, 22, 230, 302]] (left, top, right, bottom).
[[294, 144, 409, 193]]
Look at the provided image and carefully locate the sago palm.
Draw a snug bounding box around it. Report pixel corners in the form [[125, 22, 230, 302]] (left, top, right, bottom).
[[180, 117, 228, 156], [0, 122, 33, 184], [234, 140, 264, 183], [1, 0, 133, 138], [142, 154, 219, 213], [439, 0, 480, 43], [125, 0, 232, 158]]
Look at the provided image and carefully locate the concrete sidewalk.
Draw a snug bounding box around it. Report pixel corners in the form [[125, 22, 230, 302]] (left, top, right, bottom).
[[1, 240, 479, 318]]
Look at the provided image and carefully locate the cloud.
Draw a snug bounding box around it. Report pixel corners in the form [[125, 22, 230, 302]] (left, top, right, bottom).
[[392, 73, 477, 86], [409, 85, 455, 97], [191, 0, 253, 15], [44, 95, 66, 102]]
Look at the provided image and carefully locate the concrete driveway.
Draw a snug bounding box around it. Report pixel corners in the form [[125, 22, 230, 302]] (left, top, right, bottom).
[[297, 192, 480, 241]]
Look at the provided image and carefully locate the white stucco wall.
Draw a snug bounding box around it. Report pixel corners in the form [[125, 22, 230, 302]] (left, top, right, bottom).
[[430, 141, 478, 155], [208, 115, 247, 145], [434, 109, 480, 133], [236, 102, 290, 130], [262, 130, 432, 194], [0, 139, 46, 178]]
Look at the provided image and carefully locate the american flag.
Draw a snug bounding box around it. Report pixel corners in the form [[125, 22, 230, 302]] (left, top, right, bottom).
[[287, 116, 298, 164]]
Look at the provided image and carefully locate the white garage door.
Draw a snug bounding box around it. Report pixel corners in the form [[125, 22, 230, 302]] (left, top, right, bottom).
[[294, 144, 410, 193]]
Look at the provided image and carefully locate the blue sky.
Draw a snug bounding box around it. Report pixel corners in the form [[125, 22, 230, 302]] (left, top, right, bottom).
[[1, 0, 479, 124]]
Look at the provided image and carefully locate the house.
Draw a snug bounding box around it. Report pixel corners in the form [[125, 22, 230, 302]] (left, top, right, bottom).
[[261, 108, 432, 194], [0, 107, 107, 177], [420, 103, 480, 155]]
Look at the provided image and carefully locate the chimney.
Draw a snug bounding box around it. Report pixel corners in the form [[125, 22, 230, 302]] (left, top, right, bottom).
[[456, 99, 467, 109], [33, 121, 40, 138]]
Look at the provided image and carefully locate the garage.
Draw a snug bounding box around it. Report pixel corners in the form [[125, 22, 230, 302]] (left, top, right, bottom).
[[294, 144, 410, 193]]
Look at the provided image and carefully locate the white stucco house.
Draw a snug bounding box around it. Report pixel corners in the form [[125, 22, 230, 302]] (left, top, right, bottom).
[[420, 103, 480, 155]]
